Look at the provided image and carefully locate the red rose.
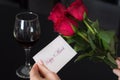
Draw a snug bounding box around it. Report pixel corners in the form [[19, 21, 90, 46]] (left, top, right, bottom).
[[48, 3, 67, 23], [54, 17, 78, 36], [67, 0, 87, 21]]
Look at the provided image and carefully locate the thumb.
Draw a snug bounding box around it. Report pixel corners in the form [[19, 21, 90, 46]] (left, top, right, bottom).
[[37, 60, 51, 77], [30, 63, 42, 80]]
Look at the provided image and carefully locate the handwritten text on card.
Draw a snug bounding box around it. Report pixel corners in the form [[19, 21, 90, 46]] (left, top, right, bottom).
[[33, 35, 77, 73]]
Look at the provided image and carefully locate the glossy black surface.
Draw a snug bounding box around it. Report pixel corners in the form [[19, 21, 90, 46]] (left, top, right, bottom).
[[0, 0, 120, 80]]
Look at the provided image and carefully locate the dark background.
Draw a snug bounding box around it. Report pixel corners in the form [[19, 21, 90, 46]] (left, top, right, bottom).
[[0, 0, 120, 80]]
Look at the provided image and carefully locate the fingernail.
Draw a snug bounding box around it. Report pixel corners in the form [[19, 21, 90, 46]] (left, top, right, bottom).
[[113, 69, 116, 73]]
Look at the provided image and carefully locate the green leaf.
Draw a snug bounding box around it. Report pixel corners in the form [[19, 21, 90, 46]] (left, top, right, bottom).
[[74, 53, 90, 62], [75, 50, 94, 62], [98, 30, 115, 44], [74, 44, 84, 52], [66, 38, 75, 44], [101, 39, 110, 50], [98, 30, 115, 50]]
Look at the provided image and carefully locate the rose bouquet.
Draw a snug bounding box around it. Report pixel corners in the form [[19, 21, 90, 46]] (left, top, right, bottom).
[[48, 0, 118, 69]]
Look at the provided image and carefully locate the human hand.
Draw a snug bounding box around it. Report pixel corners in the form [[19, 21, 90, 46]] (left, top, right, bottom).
[[113, 57, 120, 80], [30, 60, 60, 80]]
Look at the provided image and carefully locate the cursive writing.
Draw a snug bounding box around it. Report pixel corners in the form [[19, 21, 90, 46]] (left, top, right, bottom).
[[45, 47, 65, 64]]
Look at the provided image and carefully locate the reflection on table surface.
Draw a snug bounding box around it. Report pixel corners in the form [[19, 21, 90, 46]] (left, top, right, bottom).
[[0, 0, 120, 80]]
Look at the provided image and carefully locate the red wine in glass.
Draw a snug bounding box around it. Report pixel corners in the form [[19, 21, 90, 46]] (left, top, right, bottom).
[[15, 36, 40, 48], [13, 11, 41, 79]]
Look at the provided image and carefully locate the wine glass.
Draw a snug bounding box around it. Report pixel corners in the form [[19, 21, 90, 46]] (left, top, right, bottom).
[[13, 11, 41, 79]]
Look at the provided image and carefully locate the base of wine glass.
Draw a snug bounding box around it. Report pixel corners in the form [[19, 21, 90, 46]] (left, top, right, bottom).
[[16, 65, 32, 79]]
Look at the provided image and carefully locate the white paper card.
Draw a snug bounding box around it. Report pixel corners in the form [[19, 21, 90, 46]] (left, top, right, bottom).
[[33, 35, 77, 73]]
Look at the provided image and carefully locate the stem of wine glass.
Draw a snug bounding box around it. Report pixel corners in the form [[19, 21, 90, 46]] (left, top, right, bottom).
[[24, 48, 31, 68]]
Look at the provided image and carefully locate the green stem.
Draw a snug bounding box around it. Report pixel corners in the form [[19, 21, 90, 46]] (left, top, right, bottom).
[[83, 19, 95, 34], [77, 31, 89, 43]]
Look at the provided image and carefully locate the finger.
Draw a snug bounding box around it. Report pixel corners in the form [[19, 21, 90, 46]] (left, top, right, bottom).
[[30, 63, 42, 80], [113, 69, 120, 77], [116, 58, 120, 69], [37, 60, 61, 80], [37, 60, 52, 77]]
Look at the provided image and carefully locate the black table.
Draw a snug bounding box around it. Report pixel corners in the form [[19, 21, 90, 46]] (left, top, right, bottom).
[[0, 3, 58, 80], [0, 4, 27, 80], [0, 1, 120, 80]]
